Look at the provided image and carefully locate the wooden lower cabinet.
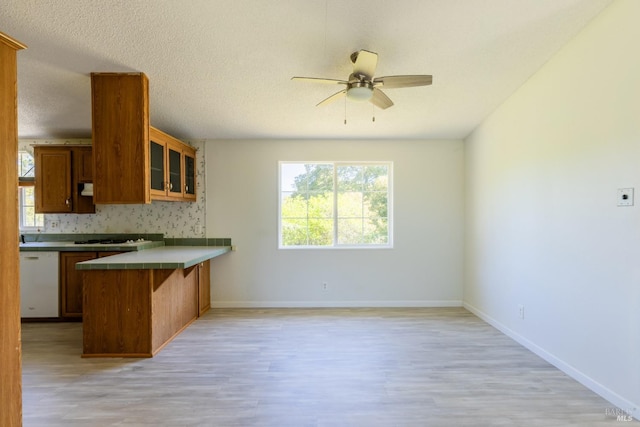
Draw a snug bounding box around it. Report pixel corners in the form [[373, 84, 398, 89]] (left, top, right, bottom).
[[60, 251, 122, 319], [82, 267, 199, 357], [198, 260, 211, 316]]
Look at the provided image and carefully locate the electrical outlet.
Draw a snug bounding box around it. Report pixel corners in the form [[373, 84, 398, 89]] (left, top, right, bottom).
[[518, 305, 525, 320], [322, 282, 328, 291], [618, 188, 634, 206], [49, 220, 60, 229]]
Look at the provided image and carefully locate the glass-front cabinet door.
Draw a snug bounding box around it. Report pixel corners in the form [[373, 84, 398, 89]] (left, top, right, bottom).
[[168, 144, 182, 196], [150, 140, 165, 194], [184, 152, 196, 200], [148, 127, 196, 202]]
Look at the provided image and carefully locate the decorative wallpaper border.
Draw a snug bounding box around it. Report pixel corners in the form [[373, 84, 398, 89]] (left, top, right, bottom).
[[20, 139, 207, 238]]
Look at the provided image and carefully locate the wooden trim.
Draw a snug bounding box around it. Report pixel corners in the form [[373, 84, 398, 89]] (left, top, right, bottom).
[[0, 31, 24, 427], [0, 31, 27, 50]]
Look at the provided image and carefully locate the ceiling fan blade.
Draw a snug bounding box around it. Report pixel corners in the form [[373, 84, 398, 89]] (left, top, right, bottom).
[[373, 75, 433, 88], [370, 88, 394, 109], [292, 77, 348, 85], [316, 89, 347, 107], [352, 50, 378, 79]]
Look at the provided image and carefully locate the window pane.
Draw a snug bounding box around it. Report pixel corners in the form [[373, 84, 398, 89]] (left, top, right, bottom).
[[281, 163, 307, 192], [24, 186, 35, 205], [18, 151, 35, 177], [308, 219, 333, 246], [363, 165, 388, 191], [364, 218, 388, 244], [305, 164, 334, 192], [307, 193, 333, 218], [281, 192, 307, 218], [337, 191, 363, 218], [19, 187, 44, 229], [337, 218, 363, 244], [363, 191, 388, 219], [282, 218, 309, 246], [337, 165, 363, 191]]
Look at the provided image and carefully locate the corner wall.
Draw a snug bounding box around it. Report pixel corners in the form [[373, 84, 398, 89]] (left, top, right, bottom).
[[464, 0, 639, 415], [206, 139, 464, 307]]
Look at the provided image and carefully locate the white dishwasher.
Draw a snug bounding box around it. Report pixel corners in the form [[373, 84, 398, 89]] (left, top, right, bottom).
[[20, 251, 59, 318]]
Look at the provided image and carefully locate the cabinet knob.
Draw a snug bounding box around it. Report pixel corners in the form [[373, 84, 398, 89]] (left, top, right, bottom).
[[185, 185, 189, 192], [169, 182, 173, 190], [65, 198, 72, 209]]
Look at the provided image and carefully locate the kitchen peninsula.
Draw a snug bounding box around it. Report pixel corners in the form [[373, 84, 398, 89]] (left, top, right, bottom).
[[76, 245, 230, 358]]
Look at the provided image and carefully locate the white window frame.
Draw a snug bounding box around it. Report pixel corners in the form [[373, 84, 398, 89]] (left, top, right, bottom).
[[18, 186, 44, 231], [18, 150, 44, 231], [278, 161, 393, 249]]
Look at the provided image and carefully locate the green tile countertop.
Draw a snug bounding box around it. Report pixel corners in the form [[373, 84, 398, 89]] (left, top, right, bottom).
[[75, 246, 231, 270], [19, 240, 165, 252]]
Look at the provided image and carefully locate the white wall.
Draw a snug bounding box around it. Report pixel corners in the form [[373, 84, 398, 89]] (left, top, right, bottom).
[[464, 0, 639, 416], [206, 139, 464, 307]]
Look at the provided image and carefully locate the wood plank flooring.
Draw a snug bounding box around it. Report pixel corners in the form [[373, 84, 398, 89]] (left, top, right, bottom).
[[22, 308, 625, 426]]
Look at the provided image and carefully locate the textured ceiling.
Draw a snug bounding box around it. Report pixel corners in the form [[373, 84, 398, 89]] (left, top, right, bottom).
[[1, 0, 612, 140]]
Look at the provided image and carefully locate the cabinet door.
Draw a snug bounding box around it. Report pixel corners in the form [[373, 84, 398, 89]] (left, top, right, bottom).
[[167, 143, 183, 198], [198, 260, 211, 316], [35, 148, 72, 213], [184, 149, 196, 201], [75, 147, 93, 182], [60, 252, 97, 319], [148, 127, 195, 202], [149, 139, 166, 197], [91, 73, 150, 204]]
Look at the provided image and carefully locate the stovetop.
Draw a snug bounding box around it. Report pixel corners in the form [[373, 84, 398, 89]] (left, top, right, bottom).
[[74, 239, 145, 245]]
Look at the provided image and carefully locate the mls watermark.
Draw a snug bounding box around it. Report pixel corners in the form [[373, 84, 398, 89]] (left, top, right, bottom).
[[605, 407, 634, 422]]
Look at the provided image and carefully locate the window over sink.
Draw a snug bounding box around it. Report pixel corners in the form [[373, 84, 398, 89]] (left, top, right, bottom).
[[18, 151, 44, 230]]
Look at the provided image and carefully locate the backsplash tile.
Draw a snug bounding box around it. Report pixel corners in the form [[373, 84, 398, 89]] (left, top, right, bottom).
[[20, 139, 207, 238]]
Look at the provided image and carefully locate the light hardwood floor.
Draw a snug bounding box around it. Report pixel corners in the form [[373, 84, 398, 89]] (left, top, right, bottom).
[[22, 308, 626, 426]]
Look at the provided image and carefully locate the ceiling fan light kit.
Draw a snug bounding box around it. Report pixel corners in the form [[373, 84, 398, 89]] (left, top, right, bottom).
[[346, 80, 373, 101], [292, 49, 432, 113]]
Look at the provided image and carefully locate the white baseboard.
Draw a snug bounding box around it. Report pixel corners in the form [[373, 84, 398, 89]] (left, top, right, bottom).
[[463, 302, 639, 421], [212, 300, 463, 309]]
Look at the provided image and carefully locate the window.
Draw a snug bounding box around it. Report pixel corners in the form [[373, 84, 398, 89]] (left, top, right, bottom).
[[279, 162, 392, 248], [18, 151, 44, 230]]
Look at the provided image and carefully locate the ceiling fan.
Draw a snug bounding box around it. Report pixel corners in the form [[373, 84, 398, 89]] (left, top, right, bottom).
[[292, 49, 432, 109]]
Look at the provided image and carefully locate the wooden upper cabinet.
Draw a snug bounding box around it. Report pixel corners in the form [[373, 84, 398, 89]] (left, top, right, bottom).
[[91, 72, 150, 204], [35, 148, 72, 213], [91, 72, 196, 204], [149, 127, 197, 201], [34, 146, 95, 214]]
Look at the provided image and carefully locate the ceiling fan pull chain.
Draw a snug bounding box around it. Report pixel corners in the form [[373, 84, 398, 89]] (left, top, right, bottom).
[[344, 96, 347, 125], [372, 103, 375, 122]]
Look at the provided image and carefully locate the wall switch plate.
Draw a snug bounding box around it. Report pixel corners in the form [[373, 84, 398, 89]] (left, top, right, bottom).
[[617, 188, 634, 206]]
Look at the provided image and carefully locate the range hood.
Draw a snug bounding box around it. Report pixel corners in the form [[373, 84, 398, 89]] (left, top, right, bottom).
[[80, 183, 93, 196]]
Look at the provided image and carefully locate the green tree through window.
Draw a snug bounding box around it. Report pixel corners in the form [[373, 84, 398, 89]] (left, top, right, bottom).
[[280, 162, 391, 248]]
